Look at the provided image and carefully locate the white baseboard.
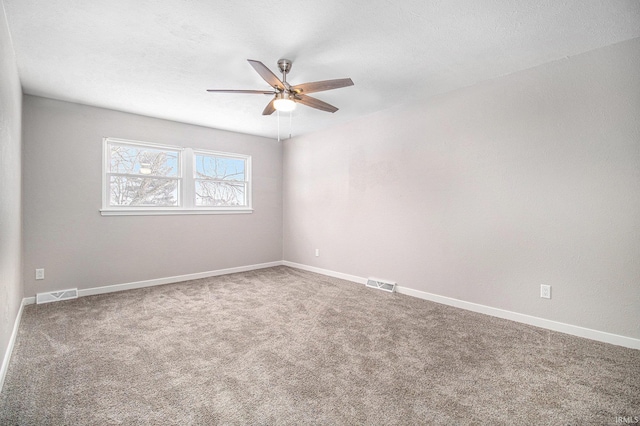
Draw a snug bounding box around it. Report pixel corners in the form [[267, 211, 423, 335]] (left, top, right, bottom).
[[283, 262, 640, 350], [78, 261, 283, 298], [282, 261, 367, 285], [0, 298, 29, 394], [396, 286, 640, 350], [25, 261, 283, 302]]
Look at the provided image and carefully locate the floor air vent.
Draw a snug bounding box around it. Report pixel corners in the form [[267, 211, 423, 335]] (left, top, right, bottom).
[[366, 278, 396, 293], [36, 288, 78, 304]]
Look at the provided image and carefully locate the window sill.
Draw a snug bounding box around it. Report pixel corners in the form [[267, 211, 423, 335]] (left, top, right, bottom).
[[100, 208, 254, 216]]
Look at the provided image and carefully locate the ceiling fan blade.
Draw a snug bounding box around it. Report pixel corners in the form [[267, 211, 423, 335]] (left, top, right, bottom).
[[262, 99, 276, 115], [294, 94, 339, 113], [291, 78, 354, 95], [247, 60, 286, 91], [207, 89, 276, 94]]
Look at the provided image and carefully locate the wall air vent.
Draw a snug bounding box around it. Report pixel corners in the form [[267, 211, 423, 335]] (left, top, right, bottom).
[[36, 288, 78, 304], [366, 278, 396, 293]]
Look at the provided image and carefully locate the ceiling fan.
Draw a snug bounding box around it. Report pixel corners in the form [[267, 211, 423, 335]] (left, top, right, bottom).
[[207, 59, 354, 115]]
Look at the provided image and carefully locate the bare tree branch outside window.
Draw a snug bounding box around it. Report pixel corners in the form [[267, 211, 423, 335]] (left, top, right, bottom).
[[109, 145, 179, 206], [195, 154, 247, 207]]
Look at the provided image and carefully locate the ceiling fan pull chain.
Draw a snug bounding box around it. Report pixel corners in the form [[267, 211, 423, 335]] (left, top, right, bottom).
[[277, 110, 281, 142], [289, 110, 293, 139]]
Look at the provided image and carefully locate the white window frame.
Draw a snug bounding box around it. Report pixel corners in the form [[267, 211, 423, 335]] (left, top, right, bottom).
[[101, 138, 253, 216], [191, 149, 252, 209]]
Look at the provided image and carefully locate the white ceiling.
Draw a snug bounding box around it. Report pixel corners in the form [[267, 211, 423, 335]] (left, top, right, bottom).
[[3, 0, 640, 140]]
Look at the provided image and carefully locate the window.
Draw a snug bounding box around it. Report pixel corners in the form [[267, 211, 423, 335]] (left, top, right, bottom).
[[106, 141, 181, 208], [194, 151, 248, 207], [102, 138, 252, 215]]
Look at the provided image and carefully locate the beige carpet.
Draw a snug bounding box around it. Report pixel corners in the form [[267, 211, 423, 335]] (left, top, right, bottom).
[[1, 266, 638, 425]]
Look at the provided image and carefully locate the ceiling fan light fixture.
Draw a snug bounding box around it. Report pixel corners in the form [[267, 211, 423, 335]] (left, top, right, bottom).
[[273, 93, 296, 112], [274, 98, 296, 112]]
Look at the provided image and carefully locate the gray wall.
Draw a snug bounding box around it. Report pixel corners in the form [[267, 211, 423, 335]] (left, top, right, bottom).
[[0, 2, 23, 375], [283, 38, 640, 339], [22, 96, 282, 295]]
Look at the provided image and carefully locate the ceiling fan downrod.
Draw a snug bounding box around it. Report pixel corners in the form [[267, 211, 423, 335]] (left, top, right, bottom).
[[277, 58, 293, 85]]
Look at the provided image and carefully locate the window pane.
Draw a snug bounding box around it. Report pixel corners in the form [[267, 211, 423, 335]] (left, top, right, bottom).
[[110, 176, 179, 206], [195, 180, 246, 207], [110, 145, 179, 177], [195, 154, 245, 181]]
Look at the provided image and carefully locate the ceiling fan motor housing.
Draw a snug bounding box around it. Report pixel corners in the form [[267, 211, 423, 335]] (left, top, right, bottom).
[[275, 91, 295, 101]]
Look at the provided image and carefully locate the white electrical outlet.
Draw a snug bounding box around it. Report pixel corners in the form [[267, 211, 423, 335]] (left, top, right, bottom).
[[540, 284, 551, 299], [36, 268, 45, 280], [315, 249, 320, 257]]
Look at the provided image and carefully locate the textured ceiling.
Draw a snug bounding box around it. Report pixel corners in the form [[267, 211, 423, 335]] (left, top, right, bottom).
[[3, 0, 640, 140]]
